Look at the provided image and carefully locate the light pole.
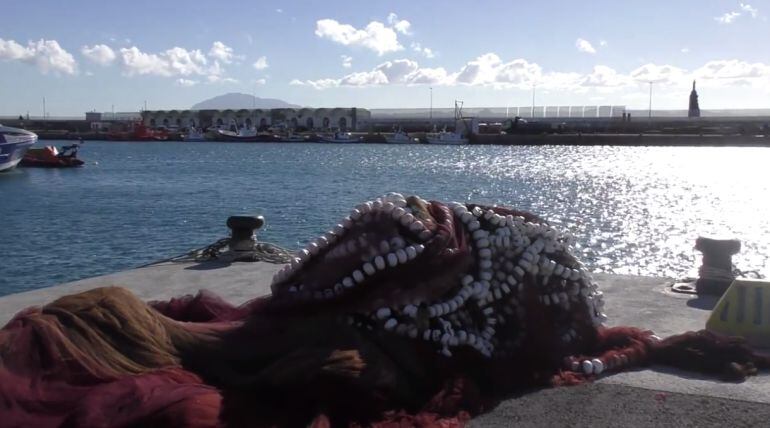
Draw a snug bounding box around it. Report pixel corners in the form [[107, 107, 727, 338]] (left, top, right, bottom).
[[429, 87, 433, 121], [531, 84, 536, 118], [648, 81, 653, 122], [42, 97, 46, 119]]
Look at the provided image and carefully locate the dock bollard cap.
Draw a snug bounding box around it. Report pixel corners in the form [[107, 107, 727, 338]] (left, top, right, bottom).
[[695, 237, 741, 256]]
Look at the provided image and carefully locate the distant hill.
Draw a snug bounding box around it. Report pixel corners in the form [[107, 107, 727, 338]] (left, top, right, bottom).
[[192, 93, 301, 110]]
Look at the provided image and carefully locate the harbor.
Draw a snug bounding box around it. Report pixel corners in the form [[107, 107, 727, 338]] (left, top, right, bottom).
[[3, 101, 769, 146]]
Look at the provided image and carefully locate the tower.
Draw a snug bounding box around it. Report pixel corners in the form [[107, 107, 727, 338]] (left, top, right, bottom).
[[688, 80, 700, 118]]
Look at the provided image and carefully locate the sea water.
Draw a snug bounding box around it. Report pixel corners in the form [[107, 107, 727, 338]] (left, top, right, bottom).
[[1, 141, 768, 296]]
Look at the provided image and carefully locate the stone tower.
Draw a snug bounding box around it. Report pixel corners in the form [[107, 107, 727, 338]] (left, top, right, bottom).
[[688, 80, 700, 118]]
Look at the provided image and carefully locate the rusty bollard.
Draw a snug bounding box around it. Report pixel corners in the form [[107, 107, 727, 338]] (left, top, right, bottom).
[[695, 237, 741, 295]]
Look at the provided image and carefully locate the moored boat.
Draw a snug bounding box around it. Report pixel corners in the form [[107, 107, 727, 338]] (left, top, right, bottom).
[[182, 127, 206, 142], [20, 144, 84, 168], [278, 131, 307, 143], [425, 130, 468, 145], [385, 129, 417, 144], [0, 125, 37, 172], [320, 131, 360, 143], [212, 129, 279, 142]]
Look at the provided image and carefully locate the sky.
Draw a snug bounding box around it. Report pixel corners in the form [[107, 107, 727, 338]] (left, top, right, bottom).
[[1, 0, 769, 116]]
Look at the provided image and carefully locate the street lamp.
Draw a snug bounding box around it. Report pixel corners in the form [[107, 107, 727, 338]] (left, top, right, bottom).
[[531, 84, 536, 118], [648, 81, 653, 121], [429, 87, 433, 121]]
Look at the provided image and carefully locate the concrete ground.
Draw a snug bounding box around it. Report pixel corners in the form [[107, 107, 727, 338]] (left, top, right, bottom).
[[1, 261, 768, 427]]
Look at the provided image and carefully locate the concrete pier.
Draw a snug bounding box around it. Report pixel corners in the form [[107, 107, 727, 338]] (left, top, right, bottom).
[[1, 261, 769, 426]]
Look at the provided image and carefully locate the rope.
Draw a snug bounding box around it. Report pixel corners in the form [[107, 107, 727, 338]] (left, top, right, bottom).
[[137, 237, 295, 268], [698, 265, 764, 282]]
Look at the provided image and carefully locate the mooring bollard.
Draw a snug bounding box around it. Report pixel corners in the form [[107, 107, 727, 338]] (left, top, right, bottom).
[[695, 236, 741, 295], [226, 215, 265, 252]]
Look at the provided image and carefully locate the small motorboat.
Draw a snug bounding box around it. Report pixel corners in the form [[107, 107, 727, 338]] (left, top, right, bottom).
[[425, 130, 468, 145], [278, 131, 307, 143], [182, 127, 207, 142], [320, 131, 360, 144], [385, 129, 417, 144], [20, 144, 84, 168], [0, 125, 37, 172]]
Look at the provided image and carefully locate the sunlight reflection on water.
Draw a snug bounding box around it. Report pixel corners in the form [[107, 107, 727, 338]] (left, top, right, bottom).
[[1, 142, 768, 294]]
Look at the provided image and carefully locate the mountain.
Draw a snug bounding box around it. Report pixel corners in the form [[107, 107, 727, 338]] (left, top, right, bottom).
[[192, 93, 301, 110]]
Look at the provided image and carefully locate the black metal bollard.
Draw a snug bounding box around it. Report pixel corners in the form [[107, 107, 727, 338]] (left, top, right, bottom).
[[226, 215, 264, 252], [695, 236, 741, 295]]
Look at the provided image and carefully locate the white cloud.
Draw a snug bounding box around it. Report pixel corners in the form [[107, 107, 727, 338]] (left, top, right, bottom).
[[629, 63, 687, 84], [715, 4, 758, 24], [387, 13, 412, 35], [276, 8, 283, 13], [599, 40, 608, 47], [0, 38, 77, 75], [681, 47, 690, 54], [740, 3, 759, 18], [208, 41, 236, 64], [207, 75, 239, 84], [291, 53, 770, 94], [411, 42, 435, 58], [253, 56, 268, 70], [315, 18, 403, 55], [290, 78, 340, 90], [341, 55, 352, 68], [693, 60, 770, 90], [175, 78, 198, 87], [81, 44, 116, 66], [407, 67, 449, 84], [576, 38, 597, 54], [716, 11, 741, 23], [119, 45, 229, 83], [255, 78, 267, 85]]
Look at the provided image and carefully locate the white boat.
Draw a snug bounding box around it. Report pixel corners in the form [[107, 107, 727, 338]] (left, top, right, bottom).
[[279, 131, 307, 143], [425, 130, 468, 145], [425, 100, 472, 145], [0, 125, 37, 172], [385, 129, 417, 144], [320, 132, 360, 144], [182, 127, 206, 142]]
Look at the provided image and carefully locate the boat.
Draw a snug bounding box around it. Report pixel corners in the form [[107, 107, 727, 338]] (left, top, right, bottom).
[[278, 131, 307, 143], [385, 129, 417, 144], [425, 101, 471, 145], [0, 125, 37, 172], [20, 143, 84, 168], [320, 131, 360, 143], [182, 127, 206, 142], [425, 129, 468, 145], [212, 128, 278, 142], [107, 122, 168, 141]]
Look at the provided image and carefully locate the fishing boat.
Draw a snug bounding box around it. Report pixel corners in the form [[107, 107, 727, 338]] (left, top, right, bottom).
[[320, 131, 360, 144], [107, 122, 168, 141], [385, 129, 417, 144], [20, 144, 84, 168], [425, 101, 471, 145], [425, 130, 468, 145], [213, 129, 278, 142], [182, 127, 206, 142], [0, 125, 37, 172], [278, 131, 307, 143]]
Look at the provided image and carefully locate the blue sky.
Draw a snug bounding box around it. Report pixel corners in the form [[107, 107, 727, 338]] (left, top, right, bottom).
[[1, 0, 768, 116]]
